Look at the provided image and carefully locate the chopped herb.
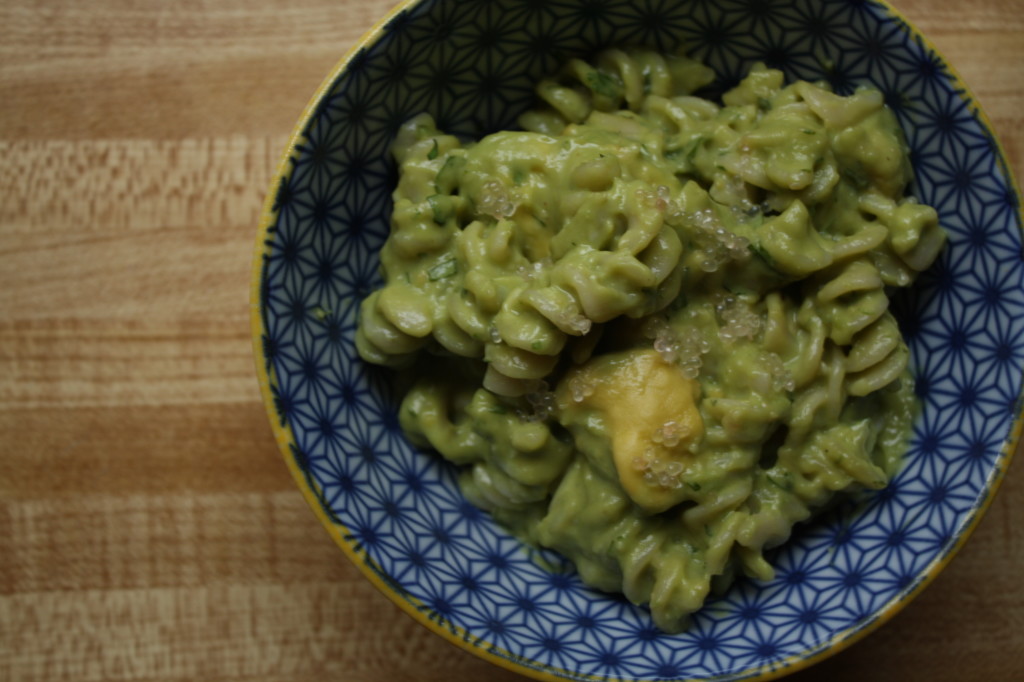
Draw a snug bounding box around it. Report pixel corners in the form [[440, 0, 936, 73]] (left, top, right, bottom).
[[434, 154, 465, 194], [488, 404, 508, 414], [427, 194, 450, 224], [512, 168, 526, 185], [749, 242, 779, 271], [427, 257, 457, 281], [767, 474, 791, 491], [427, 138, 439, 160], [757, 97, 772, 111], [531, 340, 544, 351], [687, 481, 702, 491], [686, 136, 704, 161], [667, 136, 704, 169], [802, 129, 816, 135], [585, 69, 621, 99]]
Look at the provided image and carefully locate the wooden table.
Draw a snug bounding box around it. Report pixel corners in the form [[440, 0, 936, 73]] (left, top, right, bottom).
[[1, 1, 1021, 680]]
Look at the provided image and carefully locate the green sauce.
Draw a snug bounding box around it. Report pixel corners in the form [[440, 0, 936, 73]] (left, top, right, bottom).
[[356, 48, 945, 632]]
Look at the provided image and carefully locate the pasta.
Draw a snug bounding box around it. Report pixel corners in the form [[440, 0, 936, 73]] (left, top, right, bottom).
[[356, 48, 945, 632]]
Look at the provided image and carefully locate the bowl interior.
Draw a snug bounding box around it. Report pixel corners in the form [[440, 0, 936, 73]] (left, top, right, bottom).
[[255, 0, 1023, 679]]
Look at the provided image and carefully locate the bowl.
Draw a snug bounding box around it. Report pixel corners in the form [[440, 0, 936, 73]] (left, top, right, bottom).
[[250, 0, 1023, 679]]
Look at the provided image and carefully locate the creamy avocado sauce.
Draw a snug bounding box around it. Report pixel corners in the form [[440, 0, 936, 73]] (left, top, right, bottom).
[[357, 49, 944, 632]]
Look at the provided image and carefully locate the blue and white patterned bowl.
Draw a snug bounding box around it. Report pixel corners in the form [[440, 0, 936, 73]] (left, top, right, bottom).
[[251, 1, 1023, 679]]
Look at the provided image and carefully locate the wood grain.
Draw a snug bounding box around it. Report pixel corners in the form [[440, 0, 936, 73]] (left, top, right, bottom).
[[0, 1, 1021, 680]]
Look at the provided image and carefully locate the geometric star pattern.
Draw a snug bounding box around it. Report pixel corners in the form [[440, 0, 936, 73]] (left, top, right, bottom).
[[253, 1, 1024, 679]]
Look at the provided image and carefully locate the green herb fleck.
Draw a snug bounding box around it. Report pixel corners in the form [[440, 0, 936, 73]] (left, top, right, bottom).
[[686, 136, 704, 160], [687, 481, 702, 491], [667, 136, 703, 169], [802, 129, 816, 135], [757, 97, 772, 111], [434, 154, 465, 194], [531, 340, 544, 351], [312, 306, 331, 322], [427, 138, 439, 160], [749, 242, 779, 271], [427, 194, 450, 224], [585, 69, 621, 99], [427, 257, 457, 281]]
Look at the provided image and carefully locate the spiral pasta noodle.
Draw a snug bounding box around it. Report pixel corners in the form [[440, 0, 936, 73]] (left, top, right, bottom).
[[357, 48, 945, 632]]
